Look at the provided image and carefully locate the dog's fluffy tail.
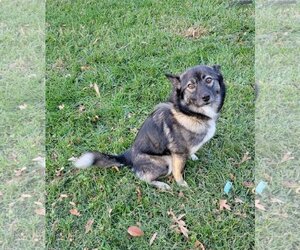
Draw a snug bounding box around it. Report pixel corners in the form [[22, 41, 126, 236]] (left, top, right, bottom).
[[74, 151, 130, 169]]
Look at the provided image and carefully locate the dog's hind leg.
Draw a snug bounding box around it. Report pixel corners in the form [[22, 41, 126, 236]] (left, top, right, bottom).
[[133, 156, 171, 190]]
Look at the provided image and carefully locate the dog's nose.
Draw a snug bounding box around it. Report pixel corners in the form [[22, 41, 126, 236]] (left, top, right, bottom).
[[202, 95, 210, 102]]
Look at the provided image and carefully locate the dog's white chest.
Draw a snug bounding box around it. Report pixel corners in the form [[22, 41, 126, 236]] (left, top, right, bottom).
[[190, 120, 216, 155]]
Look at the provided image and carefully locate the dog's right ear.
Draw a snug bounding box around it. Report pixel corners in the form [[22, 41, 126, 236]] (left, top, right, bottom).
[[165, 73, 181, 89]]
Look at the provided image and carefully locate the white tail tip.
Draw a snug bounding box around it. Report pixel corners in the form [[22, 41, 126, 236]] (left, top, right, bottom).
[[74, 153, 94, 169]]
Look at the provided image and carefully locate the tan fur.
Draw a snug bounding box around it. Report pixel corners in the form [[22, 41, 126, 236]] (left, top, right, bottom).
[[171, 154, 186, 183], [171, 108, 206, 134]]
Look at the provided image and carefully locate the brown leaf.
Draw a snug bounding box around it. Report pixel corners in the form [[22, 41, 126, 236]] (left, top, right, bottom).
[[80, 65, 91, 71], [93, 83, 100, 97], [18, 103, 27, 110], [149, 232, 157, 246], [195, 240, 206, 250], [55, 167, 64, 177], [184, 26, 207, 39], [136, 187, 142, 203], [255, 199, 266, 211], [35, 208, 45, 216], [69, 208, 81, 216], [59, 194, 69, 200], [242, 181, 255, 188], [85, 219, 94, 233], [229, 173, 236, 181], [280, 152, 294, 163], [178, 191, 185, 198], [219, 199, 231, 211], [112, 166, 119, 172], [14, 167, 27, 176], [239, 152, 251, 165], [127, 226, 144, 237], [167, 209, 189, 238]]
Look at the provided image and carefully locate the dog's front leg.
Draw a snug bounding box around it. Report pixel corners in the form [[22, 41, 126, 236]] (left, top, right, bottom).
[[172, 154, 188, 187]]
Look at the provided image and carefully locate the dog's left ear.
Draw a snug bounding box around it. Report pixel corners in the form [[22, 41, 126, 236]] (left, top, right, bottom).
[[165, 73, 181, 89], [212, 65, 221, 73]]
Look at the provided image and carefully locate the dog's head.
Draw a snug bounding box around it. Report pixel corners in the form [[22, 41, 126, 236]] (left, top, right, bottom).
[[166, 65, 226, 118]]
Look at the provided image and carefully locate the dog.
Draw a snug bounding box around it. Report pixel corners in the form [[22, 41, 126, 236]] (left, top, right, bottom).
[[74, 65, 226, 190]]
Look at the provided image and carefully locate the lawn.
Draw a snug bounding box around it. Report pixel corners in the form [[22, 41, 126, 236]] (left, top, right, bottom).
[[46, 0, 255, 249]]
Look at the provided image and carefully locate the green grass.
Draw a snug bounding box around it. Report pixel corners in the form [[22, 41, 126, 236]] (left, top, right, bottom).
[[0, 0, 45, 249], [255, 1, 300, 249], [46, 0, 254, 249]]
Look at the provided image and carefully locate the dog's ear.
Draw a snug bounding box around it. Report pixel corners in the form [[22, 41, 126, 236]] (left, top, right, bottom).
[[212, 65, 221, 73], [165, 73, 181, 89]]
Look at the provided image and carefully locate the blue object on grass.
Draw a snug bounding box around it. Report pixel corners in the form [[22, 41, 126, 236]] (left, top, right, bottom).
[[224, 181, 233, 195], [256, 181, 267, 195]]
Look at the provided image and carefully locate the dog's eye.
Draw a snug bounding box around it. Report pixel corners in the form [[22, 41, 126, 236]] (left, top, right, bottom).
[[205, 77, 213, 84], [187, 83, 195, 89]]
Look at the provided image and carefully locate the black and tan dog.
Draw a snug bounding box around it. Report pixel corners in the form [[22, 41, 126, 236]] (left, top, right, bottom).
[[74, 65, 226, 189]]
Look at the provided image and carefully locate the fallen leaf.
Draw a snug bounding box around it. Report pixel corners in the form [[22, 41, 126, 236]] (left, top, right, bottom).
[[234, 211, 247, 218], [55, 167, 64, 177], [85, 219, 94, 233], [69, 208, 80, 216], [167, 209, 189, 238], [239, 152, 251, 165], [280, 152, 294, 163], [178, 191, 185, 198], [34, 201, 43, 206], [127, 226, 144, 237], [14, 167, 27, 177], [282, 180, 299, 188], [242, 181, 255, 188], [21, 194, 32, 198], [229, 173, 236, 181], [112, 166, 119, 172], [195, 240, 205, 250], [18, 103, 27, 110], [149, 232, 157, 246], [59, 194, 69, 200], [183, 26, 207, 39], [35, 208, 45, 216], [136, 187, 142, 203], [235, 198, 244, 203], [69, 201, 76, 206], [93, 83, 100, 97], [58, 104, 64, 110], [219, 199, 231, 211], [80, 65, 91, 71], [270, 197, 284, 204], [255, 199, 266, 211]]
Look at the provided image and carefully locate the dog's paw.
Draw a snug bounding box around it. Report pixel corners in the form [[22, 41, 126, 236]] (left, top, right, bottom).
[[177, 180, 189, 188], [151, 181, 171, 190], [190, 154, 199, 161]]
